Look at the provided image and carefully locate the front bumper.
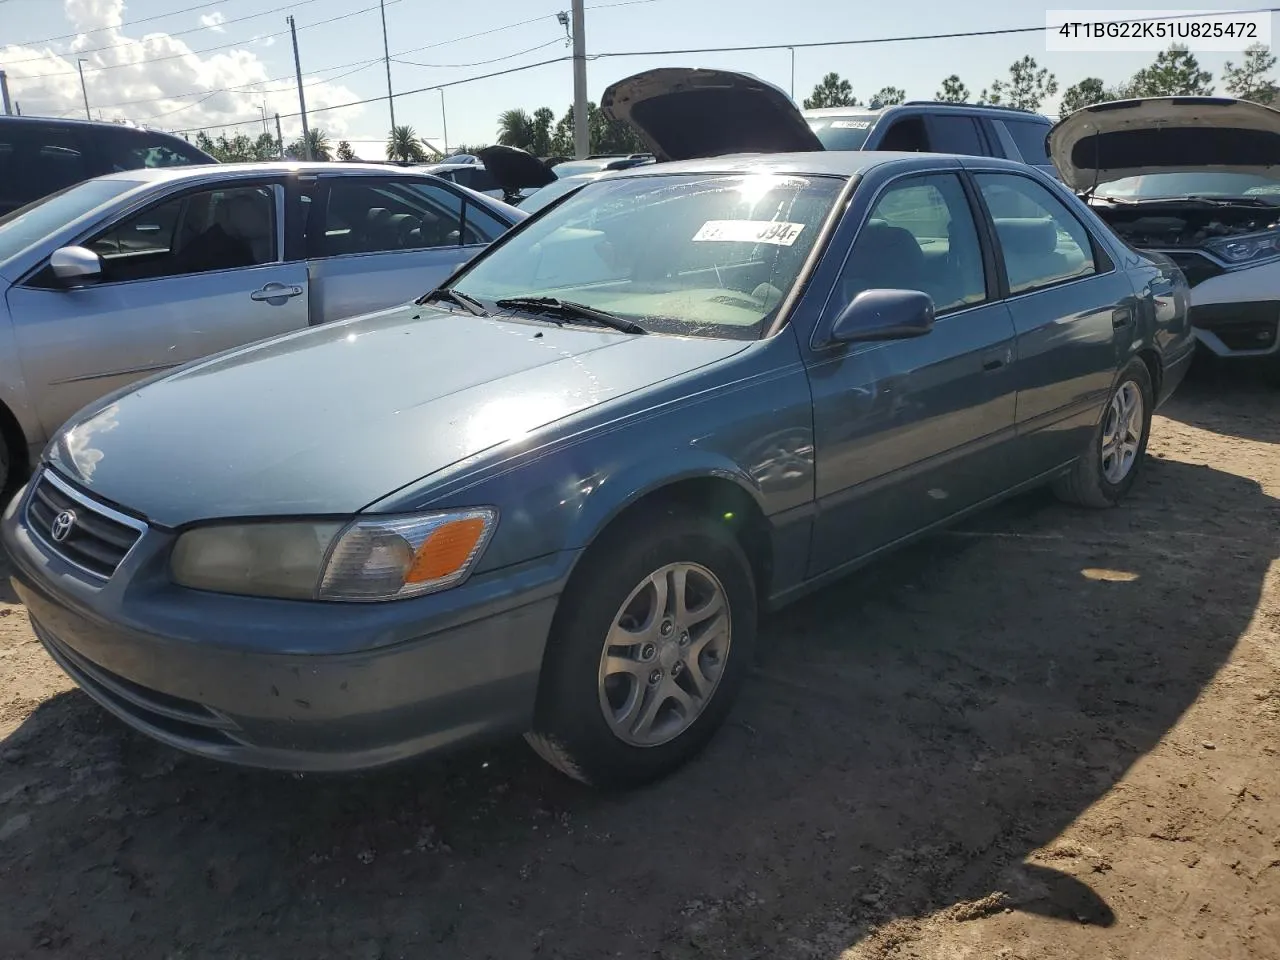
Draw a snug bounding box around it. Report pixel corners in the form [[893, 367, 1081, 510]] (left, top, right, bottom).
[[3, 469, 574, 772]]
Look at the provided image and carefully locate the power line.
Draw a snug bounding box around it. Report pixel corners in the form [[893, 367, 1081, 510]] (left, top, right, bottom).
[[12, 0, 245, 45], [583, 5, 1280, 57], [22, 0, 405, 80], [2, 0, 329, 65], [36, 16, 568, 112], [392, 37, 566, 69], [165, 5, 1280, 137]]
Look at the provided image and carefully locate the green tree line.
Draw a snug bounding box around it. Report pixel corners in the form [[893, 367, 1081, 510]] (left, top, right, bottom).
[[802, 42, 1277, 118]]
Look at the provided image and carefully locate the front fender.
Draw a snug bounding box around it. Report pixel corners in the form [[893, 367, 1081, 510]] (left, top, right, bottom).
[[376, 330, 818, 580]]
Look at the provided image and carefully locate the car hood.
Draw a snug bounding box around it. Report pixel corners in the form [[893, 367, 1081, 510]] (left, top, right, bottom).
[[476, 145, 558, 193], [1049, 96, 1280, 191], [48, 306, 749, 527], [600, 67, 824, 163]]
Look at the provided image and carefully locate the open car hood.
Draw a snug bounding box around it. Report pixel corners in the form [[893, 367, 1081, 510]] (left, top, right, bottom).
[[475, 144, 558, 194], [600, 67, 824, 163], [1049, 96, 1280, 192]]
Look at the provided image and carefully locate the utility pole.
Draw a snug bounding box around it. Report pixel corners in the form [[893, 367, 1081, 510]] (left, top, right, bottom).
[[438, 88, 449, 156], [380, 0, 396, 135], [288, 16, 312, 161], [571, 0, 588, 159], [275, 113, 285, 159], [0, 71, 11, 115], [787, 47, 795, 100], [77, 59, 91, 119]]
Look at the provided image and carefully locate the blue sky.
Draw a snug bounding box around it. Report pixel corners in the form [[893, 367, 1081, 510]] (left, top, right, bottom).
[[0, 0, 1269, 154]]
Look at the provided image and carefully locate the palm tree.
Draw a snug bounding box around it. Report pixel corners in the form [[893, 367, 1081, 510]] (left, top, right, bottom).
[[307, 129, 333, 161], [496, 108, 535, 150], [386, 125, 428, 163]]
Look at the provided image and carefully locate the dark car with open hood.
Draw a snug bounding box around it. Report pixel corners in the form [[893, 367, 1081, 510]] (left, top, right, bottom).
[[1049, 96, 1280, 369], [3, 67, 1195, 789]]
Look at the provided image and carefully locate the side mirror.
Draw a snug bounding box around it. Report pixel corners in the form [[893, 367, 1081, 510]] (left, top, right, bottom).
[[828, 288, 935, 344], [49, 246, 103, 285]]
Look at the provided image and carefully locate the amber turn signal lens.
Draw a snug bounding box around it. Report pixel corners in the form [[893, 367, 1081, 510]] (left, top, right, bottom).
[[405, 516, 488, 583]]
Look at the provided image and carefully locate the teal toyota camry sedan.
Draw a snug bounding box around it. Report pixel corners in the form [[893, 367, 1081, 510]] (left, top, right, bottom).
[[2, 68, 1194, 788]]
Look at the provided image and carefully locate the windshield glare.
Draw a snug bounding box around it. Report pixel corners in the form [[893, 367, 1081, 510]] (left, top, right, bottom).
[[518, 176, 595, 215], [454, 172, 845, 340], [807, 115, 879, 151], [1095, 172, 1280, 200], [0, 178, 142, 267]]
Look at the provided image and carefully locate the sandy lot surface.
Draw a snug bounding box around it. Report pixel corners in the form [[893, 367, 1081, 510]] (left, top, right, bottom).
[[0, 362, 1276, 960]]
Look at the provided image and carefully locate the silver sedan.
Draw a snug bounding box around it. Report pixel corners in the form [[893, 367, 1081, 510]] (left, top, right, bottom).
[[0, 162, 526, 487]]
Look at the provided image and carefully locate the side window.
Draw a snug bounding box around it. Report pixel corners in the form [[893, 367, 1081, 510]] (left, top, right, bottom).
[[313, 179, 466, 257], [838, 173, 986, 315], [1001, 119, 1052, 166], [468, 167, 501, 194], [927, 116, 985, 156], [0, 126, 89, 212], [462, 202, 508, 245], [975, 173, 1097, 295], [877, 116, 928, 152], [86, 185, 277, 283], [104, 132, 213, 171]]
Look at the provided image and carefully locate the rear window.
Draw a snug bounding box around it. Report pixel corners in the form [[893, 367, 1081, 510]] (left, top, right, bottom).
[[1002, 119, 1052, 164], [928, 115, 985, 156], [807, 114, 879, 151]]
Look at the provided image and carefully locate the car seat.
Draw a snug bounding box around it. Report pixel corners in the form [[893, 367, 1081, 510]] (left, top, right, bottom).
[[992, 218, 1068, 292]]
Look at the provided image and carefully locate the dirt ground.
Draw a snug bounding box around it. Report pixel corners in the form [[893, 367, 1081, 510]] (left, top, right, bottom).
[[0, 361, 1276, 960]]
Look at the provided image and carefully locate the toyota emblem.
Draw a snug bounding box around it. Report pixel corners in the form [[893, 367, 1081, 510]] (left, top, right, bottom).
[[50, 510, 76, 542]]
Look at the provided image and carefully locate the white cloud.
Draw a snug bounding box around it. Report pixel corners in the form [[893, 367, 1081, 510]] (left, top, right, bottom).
[[198, 12, 226, 33], [1, 0, 367, 143]]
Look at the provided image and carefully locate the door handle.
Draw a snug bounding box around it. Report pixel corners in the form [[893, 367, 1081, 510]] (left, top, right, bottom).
[[250, 283, 304, 302], [135, 224, 161, 233], [981, 349, 1009, 373], [1112, 306, 1133, 328]]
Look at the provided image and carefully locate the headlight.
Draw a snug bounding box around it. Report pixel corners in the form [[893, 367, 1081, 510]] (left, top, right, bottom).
[[1204, 228, 1280, 265], [170, 508, 497, 602]]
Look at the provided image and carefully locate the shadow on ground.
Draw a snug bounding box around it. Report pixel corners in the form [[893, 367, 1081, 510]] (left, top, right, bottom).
[[0, 454, 1273, 959]]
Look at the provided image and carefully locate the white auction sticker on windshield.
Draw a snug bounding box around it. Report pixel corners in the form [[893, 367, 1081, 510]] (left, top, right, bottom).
[[830, 119, 871, 129], [692, 220, 806, 246]]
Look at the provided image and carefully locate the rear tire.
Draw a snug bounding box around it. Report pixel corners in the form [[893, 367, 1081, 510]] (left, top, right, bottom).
[[1053, 358, 1154, 508], [526, 504, 757, 788]]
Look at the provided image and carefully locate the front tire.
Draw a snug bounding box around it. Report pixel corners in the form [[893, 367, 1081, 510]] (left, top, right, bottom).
[[1053, 358, 1154, 508], [526, 504, 757, 788]]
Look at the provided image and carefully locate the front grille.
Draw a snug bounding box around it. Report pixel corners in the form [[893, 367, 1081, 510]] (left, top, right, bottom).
[[1162, 250, 1226, 288], [25, 470, 145, 580]]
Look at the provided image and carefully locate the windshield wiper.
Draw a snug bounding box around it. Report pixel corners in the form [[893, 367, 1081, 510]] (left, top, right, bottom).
[[495, 296, 647, 334], [1109, 194, 1280, 208], [417, 287, 488, 316]]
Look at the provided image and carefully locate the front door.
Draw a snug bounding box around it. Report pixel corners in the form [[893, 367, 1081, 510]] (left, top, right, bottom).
[[303, 176, 511, 325], [7, 180, 307, 436], [804, 171, 1020, 575]]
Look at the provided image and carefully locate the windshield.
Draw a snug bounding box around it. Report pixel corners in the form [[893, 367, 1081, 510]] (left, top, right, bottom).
[[451, 172, 845, 340], [807, 114, 879, 151], [517, 176, 595, 215], [0, 178, 142, 267], [1095, 172, 1280, 200]]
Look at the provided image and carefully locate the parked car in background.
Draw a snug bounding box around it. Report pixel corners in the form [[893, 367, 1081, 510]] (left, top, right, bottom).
[[469, 146, 656, 206], [0, 116, 216, 217], [1050, 96, 1280, 370], [413, 159, 508, 201], [0, 162, 525, 487], [3, 68, 1193, 789]]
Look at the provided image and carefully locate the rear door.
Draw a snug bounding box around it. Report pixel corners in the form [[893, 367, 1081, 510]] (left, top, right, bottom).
[[967, 167, 1135, 476], [303, 174, 511, 325], [7, 177, 307, 436]]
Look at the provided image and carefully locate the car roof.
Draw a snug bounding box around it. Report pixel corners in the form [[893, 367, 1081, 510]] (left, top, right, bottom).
[[0, 115, 193, 135], [598, 150, 1038, 179], [803, 102, 1049, 120], [90, 161, 447, 183]]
